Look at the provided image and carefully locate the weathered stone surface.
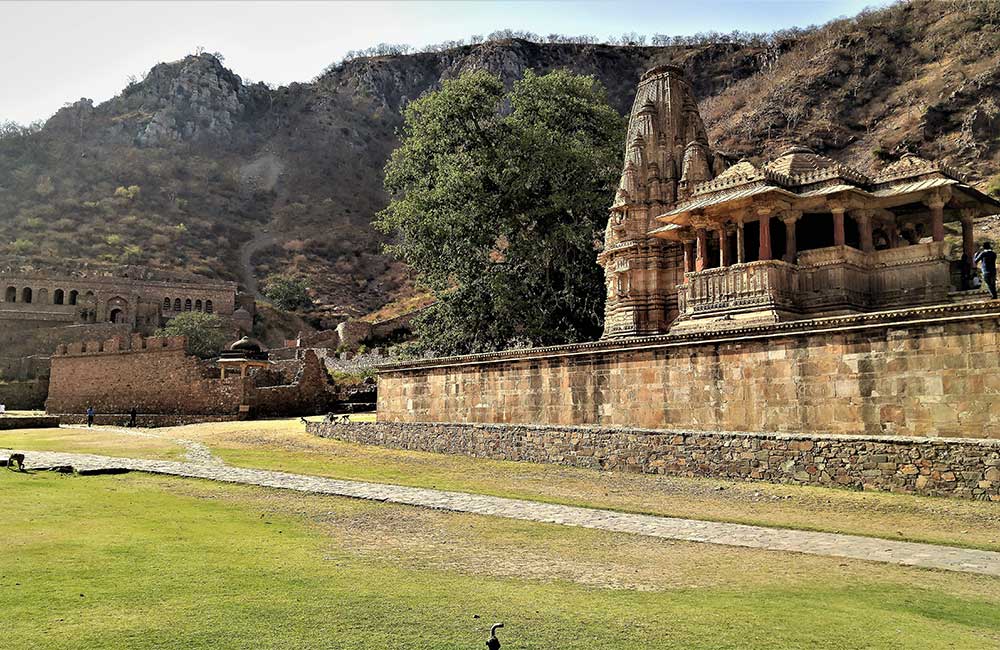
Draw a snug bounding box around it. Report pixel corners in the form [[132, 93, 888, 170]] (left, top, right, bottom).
[[308, 421, 1000, 500]]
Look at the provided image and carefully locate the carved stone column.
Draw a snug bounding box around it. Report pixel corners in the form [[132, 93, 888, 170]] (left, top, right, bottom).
[[718, 223, 732, 267], [695, 227, 708, 272], [757, 208, 773, 261], [831, 205, 846, 247], [855, 209, 875, 253], [735, 216, 746, 264], [960, 208, 977, 262], [780, 211, 802, 263], [682, 238, 696, 273], [924, 189, 951, 243]]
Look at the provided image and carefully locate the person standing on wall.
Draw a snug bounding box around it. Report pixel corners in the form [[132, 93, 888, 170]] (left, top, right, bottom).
[[975, 242, 998, 299], [86, 405, 95, 427]]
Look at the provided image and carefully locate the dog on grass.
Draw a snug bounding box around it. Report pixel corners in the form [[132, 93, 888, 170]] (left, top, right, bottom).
[[6, 453, 25, 471]]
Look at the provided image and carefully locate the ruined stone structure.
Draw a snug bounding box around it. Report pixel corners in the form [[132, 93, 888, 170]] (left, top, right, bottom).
[[45, 334, 336, 424], [0, 268, 250, 334], [599, 66, 999, 337], [0, 264, 254, 408]]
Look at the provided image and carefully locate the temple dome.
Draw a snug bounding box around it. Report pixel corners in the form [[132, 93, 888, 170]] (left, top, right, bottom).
[[714, 159, 761, 182], [229, 336, 261, 353], [765, 147, 839, 178]]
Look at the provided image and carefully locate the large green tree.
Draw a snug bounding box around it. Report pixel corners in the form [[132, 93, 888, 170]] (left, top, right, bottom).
[[155, 311, 227, 358], [377, 69, 624, 355]]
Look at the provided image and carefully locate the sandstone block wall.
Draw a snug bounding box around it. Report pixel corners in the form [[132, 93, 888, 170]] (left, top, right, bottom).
[[309, 421, 1000, 500], [377, 307, 1000, 439], [45, 336, 337, 423], [46, 336, 243, 416]]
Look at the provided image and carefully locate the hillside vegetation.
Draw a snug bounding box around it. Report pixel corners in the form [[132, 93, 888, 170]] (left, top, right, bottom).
[[0, 0, 997, 323]]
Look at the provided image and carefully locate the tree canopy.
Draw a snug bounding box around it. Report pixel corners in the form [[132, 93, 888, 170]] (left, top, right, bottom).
[[155, 311, 227, 358], [376, 69, 624, 355], [264, 275, 312, 311]]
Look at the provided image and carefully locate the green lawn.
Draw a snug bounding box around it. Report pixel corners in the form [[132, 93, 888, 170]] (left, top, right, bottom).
[[4, 420, 1000, 553], [3, 470, 1000, 649]]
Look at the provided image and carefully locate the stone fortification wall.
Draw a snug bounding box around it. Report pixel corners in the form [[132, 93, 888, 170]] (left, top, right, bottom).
[[377, 304, 1000, 439], [309, 421, 1000, 500], [46, 335, 243, 416], [45, 335, 337, 423]]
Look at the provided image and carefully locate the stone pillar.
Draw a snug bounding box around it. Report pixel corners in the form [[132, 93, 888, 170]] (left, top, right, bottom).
[[960, 209, 976, 262], [856, 209, 875, 253], [831, 206, 846, 247], [682, 239, 696, 273], [925, 191, 949, 243], [757, 211, 772, 261], [735, 217, 745, 264], [718, 224, 732, 267], [695, 227, 708, 272], [780, 211, 801, 263], [885, 220, 899, 248]]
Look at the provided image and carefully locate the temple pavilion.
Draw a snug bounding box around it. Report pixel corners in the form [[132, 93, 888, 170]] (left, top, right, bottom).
[[599, 65, 1000, 338]]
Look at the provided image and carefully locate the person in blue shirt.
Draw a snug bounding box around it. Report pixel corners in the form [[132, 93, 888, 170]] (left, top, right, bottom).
[[86, 405, 95, 427], [975, 242, 998, 299]]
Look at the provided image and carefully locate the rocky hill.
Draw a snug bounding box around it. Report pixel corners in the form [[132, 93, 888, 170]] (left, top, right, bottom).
[[1, 0, 997, 325]]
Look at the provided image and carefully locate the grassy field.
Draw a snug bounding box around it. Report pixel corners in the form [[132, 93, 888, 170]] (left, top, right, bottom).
[[3, 419, 1000, 553], [3, 470, 1000, 650]]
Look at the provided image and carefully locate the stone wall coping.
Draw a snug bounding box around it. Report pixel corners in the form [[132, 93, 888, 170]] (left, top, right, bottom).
[[313, 421, 1000, 448], [377, 300, 1000, 373]]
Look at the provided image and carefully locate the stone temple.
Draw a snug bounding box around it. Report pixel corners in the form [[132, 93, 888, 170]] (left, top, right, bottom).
[[599, 65, 999, 337], [313, 66, 1000, 499]]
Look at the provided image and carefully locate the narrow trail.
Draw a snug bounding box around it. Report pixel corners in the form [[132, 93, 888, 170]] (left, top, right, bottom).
[[62, 425, 223, 465], [5, 447, 1000, 578]]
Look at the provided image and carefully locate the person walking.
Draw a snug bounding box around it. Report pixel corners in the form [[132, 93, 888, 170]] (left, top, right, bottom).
[[128, 406, 137, 428], [975, 242, 998, 299], [86, 405, 95, 428]]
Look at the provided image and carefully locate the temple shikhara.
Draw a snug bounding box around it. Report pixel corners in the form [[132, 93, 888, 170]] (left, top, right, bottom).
[[599, 65, 1000, 337]]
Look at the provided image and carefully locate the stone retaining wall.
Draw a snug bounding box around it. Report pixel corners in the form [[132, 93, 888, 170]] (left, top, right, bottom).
[[58, 413, 239, 428], [308, 421, 1000, 500], [0, 415, 61, 430]]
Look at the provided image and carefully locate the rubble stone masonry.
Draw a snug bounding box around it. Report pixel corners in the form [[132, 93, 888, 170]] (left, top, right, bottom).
[[377, 304, 1000, 439], [309, 421, 1000, 499]]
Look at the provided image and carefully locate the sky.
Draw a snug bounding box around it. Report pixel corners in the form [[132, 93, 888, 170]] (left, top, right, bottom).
[[2, 0, 885, 125]]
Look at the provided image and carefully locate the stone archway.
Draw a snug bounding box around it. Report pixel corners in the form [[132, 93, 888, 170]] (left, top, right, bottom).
[[105, 296, 129, 325]]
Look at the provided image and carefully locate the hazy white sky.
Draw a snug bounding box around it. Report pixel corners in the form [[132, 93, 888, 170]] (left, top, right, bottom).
[[2, 0, 882, 125]]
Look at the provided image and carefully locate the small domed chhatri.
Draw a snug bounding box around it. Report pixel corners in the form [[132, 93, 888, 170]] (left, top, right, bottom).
[[599, 66, 1000, 338], [219, 336, 269, 378]]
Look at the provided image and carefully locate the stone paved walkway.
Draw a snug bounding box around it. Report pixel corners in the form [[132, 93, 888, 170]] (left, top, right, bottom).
[[6, 448, 1000, 578]]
